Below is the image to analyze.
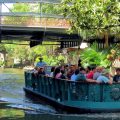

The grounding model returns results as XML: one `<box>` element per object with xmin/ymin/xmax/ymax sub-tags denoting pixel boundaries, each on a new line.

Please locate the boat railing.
<box><xmin>25</xmin><ymin>71</ymin><xmax>120</xmax><ymax>102</ymax></box>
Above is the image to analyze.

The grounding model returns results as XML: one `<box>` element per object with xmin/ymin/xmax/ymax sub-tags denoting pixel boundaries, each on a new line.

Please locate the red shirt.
<box><xmin>86</xmin><ymin>71</ymin><xmax>94</xmax><ymax>79</ymax></box>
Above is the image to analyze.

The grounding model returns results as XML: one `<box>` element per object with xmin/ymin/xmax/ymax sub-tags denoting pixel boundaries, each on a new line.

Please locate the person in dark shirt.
<box><xmin>60</xmin><ymin>70</ymin><xmax>66</xmax><ymax>79</ymax></box>
<box><xmin>76</xmin><ymin>67</ymin><xmax>86</xmax><ymax>81</ymax></box>
<box><xmin>113</xmin><ymin>68</ymin><xmax>120</xmax><ymax>82</ymax></box>
<box><xmin>38</xmin><ymin>67</ymin><xmax>46</xmax><ymax>75</ymax></box>
<box><xmin>78</xmin><ymin>58</ymin><xmax>82</xmax><ymax>67</ymax></box>
<box><xmin>67</xmin><ymin>65</ymin><xmax>75</xmax><ymax>80</ymax></box>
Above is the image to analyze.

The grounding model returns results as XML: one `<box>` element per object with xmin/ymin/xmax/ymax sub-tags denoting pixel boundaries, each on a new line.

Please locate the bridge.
<box><xmin>0</xmin><ymin>0</ymin><xmax>119</xmax><ymax>48</ymax></box>
<box><xmin>0</xmin><ymin>0</ymin><xmax>81</xmax><ymax>48</ymax></box>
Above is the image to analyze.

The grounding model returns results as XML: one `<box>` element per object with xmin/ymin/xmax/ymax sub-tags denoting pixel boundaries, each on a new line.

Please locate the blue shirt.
<box><xmin>93</xmin><ymin>72</ymin><xmax>101</xmax><ymax>80</ymax></box>
<box><xmin>97</xmin><ymin>75</ymin><xmax>109</xmax><ymax>83</ymax></box>
<box><xmin>76</xmin><ymin>73</ymin><xmax>86</xmax><ymax>81</ymax></box>
<box><xmin>71</xmin><ymin>73</ymin><xmax>86</xmax><ymax>81</ymax></box>
<box><xmin>36</xmin><ymin>61</ymin><xmax>47</xmax><ymax>67</ymax></box>
<box><xmin>71</xmin><ymin>74</ymin><xmax>77</xmax><ymax>81</ymax></box>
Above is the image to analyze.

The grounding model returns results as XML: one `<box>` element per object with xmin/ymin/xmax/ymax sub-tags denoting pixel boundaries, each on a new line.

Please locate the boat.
<box><xmin>24</xmin><ymin>71</ymin><xmax>120</xmax><ymax>113</ymax></box>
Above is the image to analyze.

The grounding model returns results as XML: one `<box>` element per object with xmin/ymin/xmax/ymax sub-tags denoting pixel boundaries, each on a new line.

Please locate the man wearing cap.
<box><xmin>35</xmin><ymin>57</ymin><xmax>47</xmax><ymax>68</ymax></box>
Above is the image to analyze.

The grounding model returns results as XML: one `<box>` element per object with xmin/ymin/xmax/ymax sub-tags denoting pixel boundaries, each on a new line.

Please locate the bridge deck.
<box><xmin>1</xmin><ymin>25</ymin><xmax>79</xmax><ymax>42</ymax></box>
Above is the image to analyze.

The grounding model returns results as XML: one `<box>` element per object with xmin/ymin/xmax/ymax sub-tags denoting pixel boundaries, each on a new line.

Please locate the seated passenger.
<box><xmin>113</xmin><ymin>68</ymin><xmax>120</xmax><ymax>82</ymax></box>
<box><xmin>93</xmin><ymin>66</ymin><xmax>103</xmax><ymax>80</ymax></box>
<box><xmin>71</xmin><ymin>69</ymin><xmax>80</xmax><ymax>81</ymax></box>
<box><xmin>85</xmin><ymin>66</ymin><xmax>91</xmax><ymax>74</ymax></box>
<box><xmin>86</xmin><ymin>66</ymin><xmax>96</xmax><ymax>79</ymax></box>
<box><xmin>67</xmin><ymin>65</ymin><xmax>75</xmax><ymax>80</ymax></box>
<box><xmin>38</xmin><ymin>67</ymin><xmax>46</xmax><ymax>75</ymax></box>
<box><xmin>60</xmin><ymin>70</ymin><xmax>66</xmax><ymax>79</ymax></box>
<box><xmin>76</xmin><ymin>67</ymin><xmax>96</xmax><ymax>83</ymax></box>
<box><xmin>32</xmin><ymin>66</ymin><xmax>38</xmax><ymax>74</ymax></box>
<box><xmin>64</xmin><ymin>65</ymin><xmax>69</xmax><ymax>72</ymax></box>
<box><xmin>49</xmin><ymin>67</ymin><xmax>55</xmax><ymax>77</ymax></box>
<box><xmin>76</xmin><ymin>67</ymin><xmax>86</xmax><ymax>81</ymax></box>
<box><xmin>54</xmin><ymin>67</ymin><xmax>62</xmax><ymax>79</ymax></box>
<box><xmin>96</xmin><ymin>70</ymin><xmax>112</xmax><ymax>84</ymax></box>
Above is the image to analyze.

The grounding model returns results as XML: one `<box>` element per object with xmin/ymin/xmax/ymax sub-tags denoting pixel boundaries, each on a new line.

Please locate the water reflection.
<box><xmin>25</xmin><ymin>113</ymin><xmax>120</xmax><ymax>120</ymax></box>
<box><xmin>0</xmin><ymin>109</ymin><xmax>24</xmax><ymax>120</ymax></box>
<box><xmin>1</xmin><ymin>101</ymin><xmax>120</xmax><ymax>120</ymax></box>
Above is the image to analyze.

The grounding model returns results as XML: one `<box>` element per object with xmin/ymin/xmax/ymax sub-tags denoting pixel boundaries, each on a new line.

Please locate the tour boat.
<box><xmin>24</xmin><ymin>71</ymin><xmax>120</xmax><ymax>113</ymax></box>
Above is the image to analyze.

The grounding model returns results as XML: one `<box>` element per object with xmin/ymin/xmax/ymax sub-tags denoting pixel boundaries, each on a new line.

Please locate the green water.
<box><xmin>1</xmin><ymin>68</ymin><xmax>120</xmax><ymax>120</ymax></box>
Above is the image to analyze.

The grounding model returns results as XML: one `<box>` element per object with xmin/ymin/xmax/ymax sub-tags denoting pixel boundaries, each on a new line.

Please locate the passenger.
<box><xmin>76</xmin><ymin>67</ymin><xmax>96</xmax><ymax>83</ymax></box>
<box><xmin>67</xmin><ymin>65</ymin><xmax>75</xmax><ymax>80</ymax></box>
<box><xmin>54</xmin><ymin>67</ymin><xmax>62</xmax><ymax>79</ymax></box>
<box><xmin>96</xmin><ymin>70</ymin><xmax>112</xmax><ymax>84</ymax></box>
<box><xmin>64</xmin><ymin>65</ymin><xmax>69</xmax><ymax>75</ymax></box>
<box><xmin>60</xmin><ymin>70</ymin><xmax>66</xmax><ymax>79</ymax></box>
<box><xmin>86</xmin><ymin>66</ymin><xmax>91</xmax><ymax>74</ymax></box>
<box><xmin>86</xmin><ymin>66</ymin><xmax>96</xmax><ymax>79</ymax></box>
<box><xmin>78</xmin><ymin>58</ymin><xmax>82</xmax><ymax>67</ymax></box>
<box><xmin>31</xmin><ymin>66</ymin><xmax>39</xmax><ymax>77</ymax></box>
<box><xmin>38</xmin><ymin>67</ymin><xmax>46</xmax><ymax>75</ymax></box>
<box><xmin>49</xmin><ymin>67</ymin><xmax>55</xmax><ymax>77</ymax></box>
<box><xmin>32</xmin><ymin>66</ymin><xmax>38</xmax><ymax>73</ymax></box>
<box><xmin>93</xmin><ymin>66</ymin><xmax>103</xmax><ymax>80</ymax></box>
<box><xmin>71</xmin><ymin>69</ymin><xmax>80</xmax><ymax>81</ymax></box>
<box><xmin>60</xmin><ymin>65</ymin><xmax>65</xmax><ymax>71</ymax></box>
<box><xmin>113</xmin><ymin>68</ymin><xmax>120</xmax><ymax>82</ymax></box>
<box><xmin>35</xmin><ymin>57</ymin><xmax>47</xmax><ymax>68</ymax></box>
<box><xmin>76</xmin><ymin>67</ymin><xmax>86</xmax><ymax>81</ymax></box>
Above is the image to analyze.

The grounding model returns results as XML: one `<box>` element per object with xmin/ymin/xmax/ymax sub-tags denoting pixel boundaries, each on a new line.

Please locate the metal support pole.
<box><xmin>40</xmin><ymin>0</ymin><xmax>42</xmax><ymax>26</ymax></box>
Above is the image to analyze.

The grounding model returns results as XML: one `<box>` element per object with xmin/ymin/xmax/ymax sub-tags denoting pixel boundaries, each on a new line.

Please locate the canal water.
<box><xmin>1</xmin><ymin>68</ymin><xmax>120</xmax><ymax>120</ymax></box>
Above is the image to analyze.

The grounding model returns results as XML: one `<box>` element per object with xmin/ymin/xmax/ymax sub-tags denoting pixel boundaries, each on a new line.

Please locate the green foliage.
<box><xmin>106</xmin><ymin>44</ymin><xmax>120</xmax><ymax>62</ymax></box>
<box><xmin>12</xmin><ymin>3</ymin><xmax>30</xmax><ymax>12</ymax></box>
<box><xmin>0</xmin><ymin>44</ymin><xmax>6</xmax><ymax>52</ymax></box>
<box><xmin>4</xmin><ymin>3</ymin><xmax>32</xmax><ymax>25</ymax></box>
<box><xmin>61</xmin><ymin>0</ymin><xmax>120</xmax><ymax>38</ymax></box>
<box><xmin>0</xmin><ymin>60</ymin><xmax>4</xmax><ymax>66</ymax></box>
<box><xmin>1</xmin><ymin>42</ymin><xmax>66</xmax><ymax>66</ymax></box>
<box><xmin>33</xmin><ymin>3</ymin><xmax>62</xmax><ymax>15</ymax></box>
<box><xmin>80</xmin><ymin>44</ymin><xmax>111</xmax><ymax>67</ymax></box>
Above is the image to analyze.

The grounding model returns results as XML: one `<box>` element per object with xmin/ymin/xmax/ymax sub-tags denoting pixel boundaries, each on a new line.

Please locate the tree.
<box><xmin>61</xmin><ymin>0</ymin><xmax>120</xmax><ymax>47</ymax></box>
<box><xmin>0</xmin><ymin>44</ymin><xmax>7</xmax><ymax>66</ymax></box>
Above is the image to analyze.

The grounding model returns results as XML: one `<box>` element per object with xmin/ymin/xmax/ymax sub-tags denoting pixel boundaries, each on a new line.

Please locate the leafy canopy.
<box><xmin>61</xmin><ymin>0</ymin><xmax>120</xmax><ymax>38</ymax></box>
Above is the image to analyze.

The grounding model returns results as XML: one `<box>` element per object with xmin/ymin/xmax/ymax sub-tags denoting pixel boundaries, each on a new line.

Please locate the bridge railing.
<box><xmin>25</xmin><ymin>71</ymin><xmax>120</xmax><ymax>102</ymax></box>
<box><xmin>1</xmin><ymin>16</ymin><xmax>70</xmax><ymax>28</ymax></box>
<box><xmin>1</xmin><ymin>2</ymin><xmax>70</xmax><ymax>28</ymax></box>
<box><xmin>0</xmin><ymin>0</ymin><xmax>61</xmax><ymax>4</ymax></box>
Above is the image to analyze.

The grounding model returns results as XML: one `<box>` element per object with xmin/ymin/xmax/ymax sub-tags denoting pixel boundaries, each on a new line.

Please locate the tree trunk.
<box><xmin>3</xmin><ymin>52</ymin><xmax>6</xmax><ymax>67</ymax></box>
<box><xmin>104</xmin><ymin>31</ymin><xmax>109</xmax><ymax>48</ymax></box>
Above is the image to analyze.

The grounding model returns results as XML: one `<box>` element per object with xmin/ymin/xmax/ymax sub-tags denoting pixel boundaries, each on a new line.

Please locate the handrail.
<box><xmin>0</xmin><ymin>12</ymin><xmax>67</xmax><ymax>19</ymax></box>
<box><xmin>26</xmin><ymin>71</ymin><xmax>116</xmax><ymax>85</ymax></box>
<box><xmin>44</xmin><ymin>76</ymin><xmax>114</xmax><ymax>85</ymax></box>
<box><xmin>0</xmin><ymin>0</ymin><xmax>61</xmax><ymax>4</ymax></box>
<box><xmin>25</xmin><ymin>71</ymin><xmax>120</xmax><ymax>102</ymax></box>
